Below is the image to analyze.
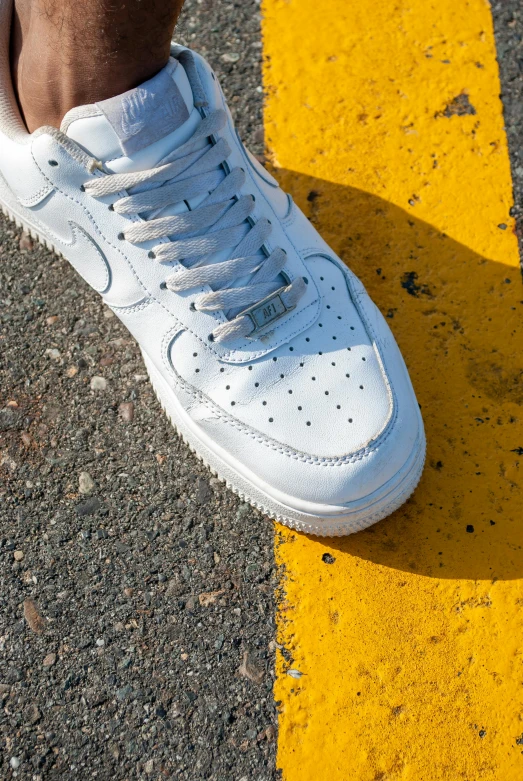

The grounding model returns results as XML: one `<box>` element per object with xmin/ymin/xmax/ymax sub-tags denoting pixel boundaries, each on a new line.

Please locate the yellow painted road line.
<box><xmin>262</xmin><ymin>0</ymin><xmax>523</xmax><ymax>779</ymax></box>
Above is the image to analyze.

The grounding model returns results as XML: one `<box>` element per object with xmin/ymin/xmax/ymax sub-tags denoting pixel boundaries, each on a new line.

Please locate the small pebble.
<box><xmin>118</xmin><ymin>401</ymin><xmax>134</xmax><ymax>422</ymax></box>
<box><xmin>19</xmin><ymin>231</ymin><xmax>33</xmax><ymax>251</ymax></box>
<box><xmin>90</xmin><ymin>376</ymin><xmax>107</xmax><ymax>391</ymax></box>
<box><xmin>221</xmin><ymin>52</ymin><xmax>240</xmax><ymax>63</ymax></box>
<box><xmin>116</xmin><ymin>684</ymin><xmax>133</xmax><ymax>701</ymax></box>
<box><xmin>10</xmin><ymin>757</ymin><xmax>21</xmax><ymax>770</ymax></box>
<box><xmin>13</xmin><ymin>550</ymin><xmax>24</xmax><ymax>561</ymax></box>
<box><xmin>79</xmin><ymin>471</ymin><xmax>95</xmax><ymax>495</ymax></box>
<box><xmin>76</xmin><ymin>497</ymin><xmax>102</xmax><ymax>517</ymax></box>
<box><xmin>43</xmin><ymin>653</ymin><xmax>56</xmax><ymax>668</ymax></box>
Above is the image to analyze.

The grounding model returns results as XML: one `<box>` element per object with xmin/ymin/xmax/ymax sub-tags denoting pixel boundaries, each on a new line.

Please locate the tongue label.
<box><xmin>96</xmin><ymin>65</ymin><xmax>190</xmax><ymax>156</ymax></box>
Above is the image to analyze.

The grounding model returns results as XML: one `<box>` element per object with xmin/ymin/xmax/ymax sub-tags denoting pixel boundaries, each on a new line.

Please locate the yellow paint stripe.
<box><xmin>262</xmin><ymin>1</ymin><xmax>523</xmax><ymax>779</ymax></box>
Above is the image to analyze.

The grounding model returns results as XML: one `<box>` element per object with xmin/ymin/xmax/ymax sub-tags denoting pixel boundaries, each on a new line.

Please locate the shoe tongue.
<box><xmin>61</xmin><ymin>59</ymin><xmax>199</xmax><ymax>172</ymax></box>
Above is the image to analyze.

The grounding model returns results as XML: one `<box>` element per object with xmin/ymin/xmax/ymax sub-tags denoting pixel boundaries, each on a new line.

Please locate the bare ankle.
<box><xmin>10</xmin><ymin>0</ymin><xmax>184</xmax><ymax>133</ymax></box>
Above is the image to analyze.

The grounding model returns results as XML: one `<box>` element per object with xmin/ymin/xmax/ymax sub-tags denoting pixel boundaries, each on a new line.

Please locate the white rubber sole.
<box><xmin>1</xmin><ymin>194</ymin><xmax>426</xmax><ymax>536</ymax></box>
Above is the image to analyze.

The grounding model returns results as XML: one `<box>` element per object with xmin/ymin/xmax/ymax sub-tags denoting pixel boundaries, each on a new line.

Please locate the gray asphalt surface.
<box><xmin>1</xmin><ymin>3</ymin><xmax>276</xmax><ymax>781</ymax></box>
<box><xmin>492</xmin><ymin>2</ymin><xmax>523</xmax><ymax>256</ymax></box>
<box><xmin>1</xmin><ymin>1</ymin><xmax>521</xmax><ymax>780</ymax></box>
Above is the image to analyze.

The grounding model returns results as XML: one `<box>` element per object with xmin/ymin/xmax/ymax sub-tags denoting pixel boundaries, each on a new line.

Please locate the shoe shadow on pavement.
<box><xmin>275</xmin><ymin>167</ymin><xmax>523</xmax><ymax>582</ymax></box>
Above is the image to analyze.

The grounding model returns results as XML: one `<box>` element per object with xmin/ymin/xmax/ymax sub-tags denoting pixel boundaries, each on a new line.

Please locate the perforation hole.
<box><xmin>362</xmin><ymin>357</ymin><xmax>366</xmax><ymax>361</ymax></box>
<box><xmin>193</xmin><ymin>352</ymin><xmax>198</xmax><ymax>357</ymax></box>
<box><xmin>269</xmin><ymin>417</ymin><xmax>274</xmax><ymax>423</ymax></box>
<box><xmin>337</xmin><ymin>405</ymin><xmax>341</xmax><ymax>409</ymax></box>
<box><xmin>255</xmin><ymin>382</ymin><xmax>259</xmax><ymax>387</ymax></box>
<box><xmin>288</xmin><ymin>389</ymin><xmax>293</xmax><ymax>394</ymax></box>
<box><xmin>306</xmin><ymin>338</ymin><xmax>310</xmax><ymax>343</ymax></box>
<box><xmin>298</xmin><ymin>406</ymin><xmax>302</xmax><ymax>411</ymax></box>
<box><xmin>280</xmin><ymin>374</ymin><xmax>284</xmax><ymax>379</ymax></box>
<box><xmin>248</xmin><ymin>365</ymin><xmax>253</xmax><ymax>370</ymax></box>
<box><xmin>226</xmin><ymin>385</ymin><xmax>230</xmax><ymax>390</ymax></box>
<box><xmin>348</xmin><ymin>418</ymin><xmax>353</xmax><ymax>423</ymax></box>
<box><xmin>262</xmin><ymin>401</ymin><xmax>267</xmax><ymax>406</ymax></box>
<box><xmin>359</xmin><ymin>385</ymin><xmax>364</xmax><ymax>389</ymax></box>
<box><xmin>306</xmin><ymin>421</ymin><xmax>311</xmax><ymax>426</ymax></box>
<box><xmin>273</xmin><ymin>357</ymin><xmax>278</xmax><ymax>362</ymax></box>
<box><xmin>220</xmin><ymin>368</ymin><xmax>225</xmax><ymax>373</ymax></box>
<box><xmin>231</xmin><ymin>401</ymin><xmax>236</xmax><ymax>406</ymax></box>
<box><xmin>311</xmin><ymin>376</ymin><xmax>316</xmax><ymax>381</ymax></box>
<box><xmin>325</xmin><ymin>391</ymin><xmax>329</xmax><ymax>395</ymax></box>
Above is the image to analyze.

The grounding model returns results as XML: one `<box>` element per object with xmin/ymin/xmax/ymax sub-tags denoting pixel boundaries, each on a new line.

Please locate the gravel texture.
<box><xmin>491</xmin><ymin>2</ymin><xmax>523</xmax><ymax>257</ymax></box>
<box><xmin>1</xmin><ymin>2</ymin><xmax>522</xmax><ymax>780</ymax></box>
<box><xmin>1</xmin><ymin>2</ymin><xmax>278</xmax><ymax>780</ymax></box>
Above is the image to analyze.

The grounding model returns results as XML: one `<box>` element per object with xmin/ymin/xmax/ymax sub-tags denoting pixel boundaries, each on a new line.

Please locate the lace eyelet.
<box><xmin>160</xmin><ymin>282</ymin><xmax>167</xmax><ymax>290</ymax></box>
<box><xmin>108</xmin><ymin>204</ymin><xmax>114</xmax><ymax>211</ymax></box>
<box><xmin>48</xmin><ymin>160</ymin><xmax>58</xmax><ymax>167</ymax></box>
<box><xmin>208</xmin><ymin>333</ymin><xmax>215</xmax><ymax>342</ymax></box>
<box><xmin>148</xmin><ymin>251</ymin><xmax>156</xmax><ymax>259</ymax></box>
<box><xmin>117</xmin><ymin>232</ymin><xmax>125</xmax><ymax>240</ymax></box>
<box><xmin>79</xmin><ymin>184</ymin><xmax>85</xmax><ymax>192</ymax></box>
<box><xmin>189</xmin><ymin>302</ymin><xmax>197</xmax><ymax>312</ymax></box>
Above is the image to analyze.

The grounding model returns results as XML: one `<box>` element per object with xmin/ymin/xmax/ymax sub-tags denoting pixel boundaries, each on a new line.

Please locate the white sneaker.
<box><xmin>0</xmin><ymin>20</ymin><xmax>425</xmax><ymax>535</ymax></box>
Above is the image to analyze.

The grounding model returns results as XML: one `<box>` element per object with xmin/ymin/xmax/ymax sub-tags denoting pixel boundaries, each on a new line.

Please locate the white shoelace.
<box><xmin>83</xmin><ymin>110</ymin><xmax>305</xmax><ymax>343</ymax></box>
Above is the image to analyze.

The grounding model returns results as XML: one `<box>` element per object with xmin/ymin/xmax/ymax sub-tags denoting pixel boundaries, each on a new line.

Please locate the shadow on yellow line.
<box><xmin>276</xmin><ymin>167</ymin><xmax>523</xmax><ymax>581</ymax></box>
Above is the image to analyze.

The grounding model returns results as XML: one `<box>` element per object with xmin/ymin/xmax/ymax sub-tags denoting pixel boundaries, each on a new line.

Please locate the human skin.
<box><xmin>10</xmin><ymin>0</ymin><xmax>185</xmax><ymax>131</ymax></box>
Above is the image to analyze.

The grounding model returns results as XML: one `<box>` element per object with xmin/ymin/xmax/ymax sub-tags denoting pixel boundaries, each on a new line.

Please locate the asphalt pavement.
<box><xmin>0</xmin><ymin>1</ymin><xmax>521</xmax><ymax>779</ymax></box>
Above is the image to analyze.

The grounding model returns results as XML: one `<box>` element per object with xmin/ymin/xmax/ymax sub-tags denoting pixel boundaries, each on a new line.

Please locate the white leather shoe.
<box><xmin>0</xmin><ymin>10</ymin><xmax>425</xmax><ymax>535</ymax></box>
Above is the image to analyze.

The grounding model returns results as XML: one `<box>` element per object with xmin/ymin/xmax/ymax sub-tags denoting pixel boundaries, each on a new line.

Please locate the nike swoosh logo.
<box><xmin>58</xmin><ymin>222</ymin><xmax>112</xmax><ymax>294</ymax></box>
<box><xmin>3</xmin><ymin>193</ymin><xmax>113</xmax><ymax>294</ymax></box>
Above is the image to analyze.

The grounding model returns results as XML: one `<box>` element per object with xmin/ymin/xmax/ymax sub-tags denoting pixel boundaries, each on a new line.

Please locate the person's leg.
<box><xmin>10</xmin><ymin>0</ymin><xmax>185</xmax><ymax>132</ymax></box>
